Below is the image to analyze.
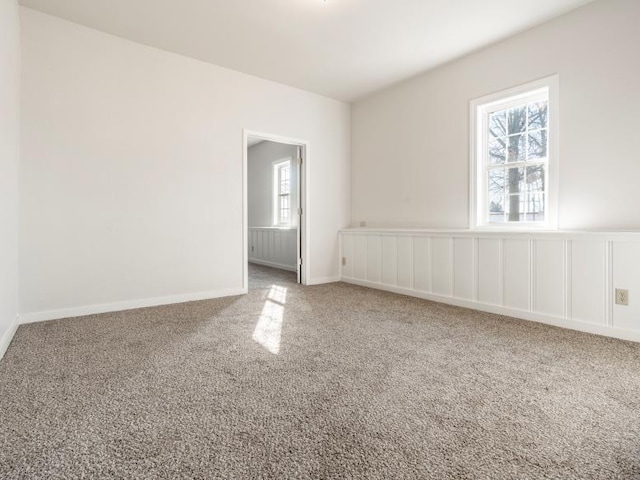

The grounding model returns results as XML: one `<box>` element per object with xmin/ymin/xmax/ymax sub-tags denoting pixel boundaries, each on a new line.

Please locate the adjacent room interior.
<box><xmin>247</xmin><ymin>135</ymin><xmax>303</xmax><ymax>287</ymax></box>
<box><xmin>1</xmin><ymin>0</ymin><xmax>639</xmax><ymax>478</ymax></box>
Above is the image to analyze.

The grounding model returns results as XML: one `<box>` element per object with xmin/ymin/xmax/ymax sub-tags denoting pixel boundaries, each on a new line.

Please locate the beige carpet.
<box><xmin>1</xmin><ymin>264</ymin><xmax>639</xmax><ymax>479</ymax></box>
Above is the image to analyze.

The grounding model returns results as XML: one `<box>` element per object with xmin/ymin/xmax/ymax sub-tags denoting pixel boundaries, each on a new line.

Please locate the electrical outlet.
<box><xmin>359</xmin><ymin>221</ymin><xmax>367</xmax><ymax>227</ymax></box>
<box><xmin>251</xmin><ymin>246</ymin><xmax>254</xmax><ymax>252</ymax></box>
<box><xmin>615</xmin><ymin>289</ymin><xmax>629</xmax><ymax>306</ymax></box>
<box><xmin>341</xmin><ymin>257</ymin><xmax>347</xmax><ymax>266</ymax></box>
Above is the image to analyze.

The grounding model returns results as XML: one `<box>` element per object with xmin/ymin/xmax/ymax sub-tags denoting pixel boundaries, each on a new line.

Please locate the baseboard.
<box><xmin>341</xmin><ymin>277</ymin><xmax>640</xmax><ymax>343</ymax></box>
<box><xmin>0</xmin><ymin>315</ymin><xmax>20</xmax><ymax>360</ymax></box>
<box><xmin>19</xmin><ymin>287</ymin><xmax>248</xmax><ymax>325</ymax></box>
<box><xmin>248</xmin><ymin>259</ymin><xmax>297</xmax><ymax>272</ymax></box>
<box><xmin>306</xmin><ymin>276</ymin><xmax>340</xmax><ymax>286</ymax></box>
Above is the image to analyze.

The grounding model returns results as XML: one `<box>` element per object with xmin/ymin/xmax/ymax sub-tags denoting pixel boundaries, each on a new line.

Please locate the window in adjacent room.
<box><xmin>470</xmin><ymin>76</ymin><xmax>558</xmax><ymax>228</ymax></box>
<box><xmin>273</xmin><ymin>160</ymin><xmax>291</xmax><ymax>226</ymax></box>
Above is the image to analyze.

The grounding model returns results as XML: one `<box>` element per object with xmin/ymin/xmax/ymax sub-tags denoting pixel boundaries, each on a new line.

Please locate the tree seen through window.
<box><xmin>487</xmin><ymin>100</ymin><xmax>548</xmax><ymax>223</ymax></box>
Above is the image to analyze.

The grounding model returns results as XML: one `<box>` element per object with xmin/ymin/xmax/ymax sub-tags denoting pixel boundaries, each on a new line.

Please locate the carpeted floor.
<box><xmin>1</xmin><ymin>264</ymin><xmax>639</xmax><ymax>479</ymax></box>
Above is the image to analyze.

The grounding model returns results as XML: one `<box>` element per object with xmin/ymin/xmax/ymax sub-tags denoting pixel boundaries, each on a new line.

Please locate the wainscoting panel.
<box><xmin>381</xmin><ymin>236</ymin><xmax>398</xmax><ymax>286</ymax></box>
<box><xmin>503</xmin><ymin>239</ymin><xmax>530</xmax><ymax>312</ymax></box>
<box><xmin>431</xmin><ymin>237</ymin><xmax>452</xmax><ymax>297</ymax></box>
<box><xmin>477</xmin><ymin>238</ymin><xmax>501</xmax><ymax>306</ymax></box>
<box><xmin>397</xmin><ymin>237</ymin><xmax>413</xmax><ymax>289</ymax></box>
<box><xmin>413</xmin><ymin>237</ymin><xmax>431</xmax><ymax>293</ymax></box>
<box><xmin>353</xmin><ymin>235</ymin><xmax>367</xmax><ymax>280</ymax></box>
<box><xmin>570</xmin><ymin>240</ymin><xmax>606</xmax><ymax>325</ymax></box>
<box><xmin>366</xmin><ymin>235</ymin><xmax>382</xmax><ymax>283</ymax></box>
<box><xmin>612</xmin><ymin>241</ymin><xmax>640</xmax><ymax>331</ymax></box>
<box><xmin>454</xmin><ymin>238</ymin><xmax>474</xmax><ymax>301</ymax></box>
<box><xmin>339</xmin><ymin>229</ymin><xmax>640</xmax><ymax>342</ymax></box>
<box><xmin>248</xmin><ymin>227</ymin><xmax>297</xmax><ymax>271</ymax></box>
<box><xmin>534</xmin><ymin>240</ymin><xmax>565</xmax><ymax>318</ymax></box>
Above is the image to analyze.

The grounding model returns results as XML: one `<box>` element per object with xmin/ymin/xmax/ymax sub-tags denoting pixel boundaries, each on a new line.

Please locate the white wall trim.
<box><xmin>0</xmin><ymin>315</ymin><xmax>20</xmax><ymax>360</ymax></box>
<box><xmin>340</xmin><ymin>228</ymin><xmax>640</xmax><ymax>241</ymax></box>
<box><xmin>19</xmin><ymin>288</ymin><xmax>247</xmax><ymax>325</ymax></box>
<box><xmin>341</xmin><ymin>277</ymin><xmax>640</xmax><ymax>343</ymax></box>
<box><xmin>306</xmin><ymin>276</ymin><xmax>340</xmax><ymax>286</ymax></box>
<box><xmin>249</xmin><ymin>259</ymin><xmax>297</xmax><ymax>272</ymax></box>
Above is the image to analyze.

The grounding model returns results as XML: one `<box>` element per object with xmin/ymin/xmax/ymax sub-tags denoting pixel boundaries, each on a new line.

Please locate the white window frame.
<box><xmin>470</xmin><ymin>75</ymin><xmax>559</xmax><ymax>230</ymax></box>
<box><xmin>273</xmin><ymin>159</ymin><xmax>292</xmax><ymax>227</ymax></box>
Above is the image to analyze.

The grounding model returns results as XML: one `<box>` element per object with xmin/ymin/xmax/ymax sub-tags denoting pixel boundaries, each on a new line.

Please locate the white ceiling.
<box><xmin>18</xmin><ymin>0</ymin><xmax>596</xmax><ymax>102</ymax></box>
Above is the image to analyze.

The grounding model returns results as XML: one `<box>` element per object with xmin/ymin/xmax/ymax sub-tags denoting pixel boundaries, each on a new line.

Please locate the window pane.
<box><xmin>506</xmin><ymin>167</ymin><xmax>524</xmax><ymax>194</ymax></box>
<box><xmin>526</xmin><ymin>165</ymin><xmax>545</xmax><ymax>192</ymax></box>
<box><xmin>476</xmin><ymin>83</ymin><xmax>551</xmax><ymax>227</ymax></box>
<box><xmin>280</xmin><ymin>179</ymin><xmax>289</xmax><ymax>195</ymax></box>
<box><xmin>508</xmin><ymin>106</ymin><xmax>527</xmax><ymax>134</ymax></box>
<box><xmin>489</xmin><ymin>110</ymin><xmax>507</xmax><ymax>137</ymax></box>
<box><xmin>279</xmin><ymin>164</ymin><xmax>291</xmax><ymax>195</ymax></box>
<box><xmin>279</xmin><ymin>193</ymin><xmax>290</xmax><ymax>225</ymax></box>
<box><xmin>488</xmin><ymin>137</ymin><xmax>506</xmax><ymax>165</ymax></box>
<box><xmin>507</xmin><ymin>134</ymin><xmax>526</xmax><ymax>162</ymax></box>
<box><xmin>505</xmin><ymin>194</ymin><xmax>525</xmax><ymax>222</ymax></box>
<box><xmin>527</xmin><ymin>130</ymin><xmax>548</xmax><ymax>160</ymax></box>
<box><xmin>528</xmin><ymin>101</ymin><xmax>548</xmax><ymax>130</ymax></box>
<box><xmin>488</xmin><ymin>195</ymin><xmax>505</xmax><ymax>223</ymax></box>
<box><xmin>488</xmin><ymin>168</ymin><xmax>506</xmax><ymax>196</ymax></box>
<box><xmin>525</xmin><ymin>193</ymin><xmax>545</xmax><ymax>222</ymax></box>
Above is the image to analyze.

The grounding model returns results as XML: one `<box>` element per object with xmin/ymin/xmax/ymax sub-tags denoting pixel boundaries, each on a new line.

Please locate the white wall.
<box><xmin>248</xmin><ymin>140</ymin><xmax>298</xmax><ymax>228</ymax></box>
<box><xmin>352</xmin><ymin>0</ymin><xmax>640</xmax><ymax>230</ymax></box>
<box><xmin>19</xmin><ymin>7</ymin><xmax>350</xmax><ymax>321</ymax></box>
<box><xmin>0</xmin><ymin>0</ymin><xmax>20</xmax><ymax>358</ymax></box>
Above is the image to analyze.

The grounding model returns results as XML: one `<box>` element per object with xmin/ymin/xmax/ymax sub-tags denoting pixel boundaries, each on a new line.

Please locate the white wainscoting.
<box><xmin>339</xmin><ymin>229</ymin><xmax>640</xmax><ymax>342</ymax></box>
<box><xmin>249</xmin><ymin>227</ymin><xmax>298</xmax><ymax>272</ymax></box>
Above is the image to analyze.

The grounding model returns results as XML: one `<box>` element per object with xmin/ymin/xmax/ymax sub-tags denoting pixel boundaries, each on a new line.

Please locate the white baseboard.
<box><xmin>248</xmin><ymin>259</ymin><xmax>297</xmax><ymax>272</ymax></box>
<box><xmin>341</xmin><ymin>277</ymin><xmax>640</xmax><ymax>344</ymax></box>
<box><xmin>19</xmin><ymin>287</ymin><xmax>247</xmax><ymax>325</ymax></box>
<box><xmin>306</xmin><ymin>276</ymin><xmax>340</xmax><ymax>286</ymax></box>
<box><xmin>0</xmin><ymin>315</ymin><xmax>20</xmax><ymax>360</ymax></box>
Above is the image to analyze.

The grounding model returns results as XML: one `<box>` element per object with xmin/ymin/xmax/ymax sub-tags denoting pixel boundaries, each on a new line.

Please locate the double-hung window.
<box><xmin>273</xmin><ymin>160</ymin><xmax>291</xmax><ymax>226</ymax></box>
<box><xmin>471</xmin><ymin>76</ymin><xmax>558</xmax><ymax>228</ymax></box>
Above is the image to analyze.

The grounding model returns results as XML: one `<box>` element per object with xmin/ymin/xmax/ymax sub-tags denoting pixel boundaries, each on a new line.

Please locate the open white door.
<box><xmin>296</xmin><ymin>146</ymin><xmax>303</xmax><ymax>284</ymax></box>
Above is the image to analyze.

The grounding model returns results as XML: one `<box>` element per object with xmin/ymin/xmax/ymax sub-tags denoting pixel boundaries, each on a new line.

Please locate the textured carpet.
<box><xmin>1</xmin><ymin>264</ymin><xmax>639</xmax><ymax>479</ymax></box>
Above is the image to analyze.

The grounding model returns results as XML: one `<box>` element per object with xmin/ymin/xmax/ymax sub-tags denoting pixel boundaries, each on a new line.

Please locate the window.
<box><xmin>273</xmin><ymin>160</ymin><xmax>291</xmax><ymax>226</ymax></box>
<box><xmin>471</xmin><ymin>76</ymin><xmax>558</xmax><ymax>228</ymax></box>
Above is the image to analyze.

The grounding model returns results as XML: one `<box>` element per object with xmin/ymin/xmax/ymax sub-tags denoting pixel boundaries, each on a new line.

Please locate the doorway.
<box><xmin>243</xmin><ymin>130</ymin><xmax>307</xmax><ymax>291</ymax></box>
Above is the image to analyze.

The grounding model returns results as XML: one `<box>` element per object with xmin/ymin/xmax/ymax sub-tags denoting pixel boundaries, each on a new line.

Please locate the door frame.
<box><xmin>242</xmin><ymin>129</ymin><xmax>309</xmax><ymax>290</ymax></box>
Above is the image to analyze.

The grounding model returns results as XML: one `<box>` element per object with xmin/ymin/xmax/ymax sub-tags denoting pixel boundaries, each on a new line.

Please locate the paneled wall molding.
<box><xmin>339</xmin><ymin>229</ymin><xmax>640</xmax><ymax>343</ymax></box>
<box><xmin>249</xmin><ymin>227</ymin><xmax>298</xmax><ymax>272</ymax></box>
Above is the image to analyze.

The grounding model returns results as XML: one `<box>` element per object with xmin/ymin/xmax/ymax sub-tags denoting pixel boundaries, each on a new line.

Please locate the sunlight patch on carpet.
<box><xmin>252</xmin><ymin>285</ymin><xmax>287</xmax><ymax>354</ymax></box>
